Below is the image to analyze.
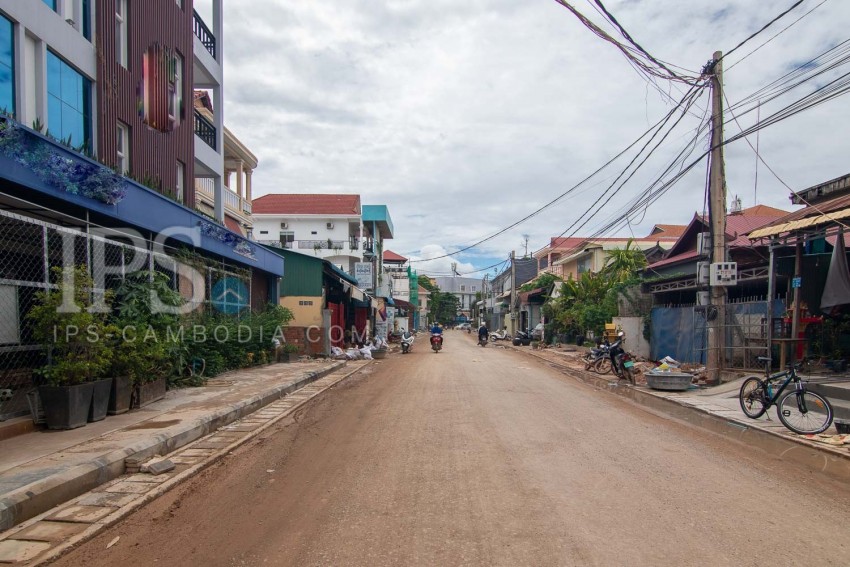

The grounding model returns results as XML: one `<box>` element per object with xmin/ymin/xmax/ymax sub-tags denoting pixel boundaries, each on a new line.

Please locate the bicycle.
<box><xmin>738</xmin><ymin>356</ymin><xmax>834</xmax><ymax>435</ymax></box>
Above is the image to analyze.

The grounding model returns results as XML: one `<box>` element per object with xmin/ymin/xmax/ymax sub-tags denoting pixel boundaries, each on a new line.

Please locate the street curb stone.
<box><xmin>514</xmin><ymin>345</ymin><xmax>850</xmax><ymax>481</ymax></box>
<box><xmin>0</xmin><ymin>361</ymin><xmax>345</xmax><ymax>532</ymax></box>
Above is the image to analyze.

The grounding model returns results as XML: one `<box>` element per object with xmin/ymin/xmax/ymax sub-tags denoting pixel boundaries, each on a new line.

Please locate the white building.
<box><xmin>430</xmin><ymin>276</ymin><xmax>484</xmax><ymax>320</ymax></box>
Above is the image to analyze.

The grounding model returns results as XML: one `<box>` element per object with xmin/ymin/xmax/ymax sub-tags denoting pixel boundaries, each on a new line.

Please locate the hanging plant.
<box><xmin>0</xmin><ymin>119</ymin><xmax>126</xmax><ymax>205</ymax></box>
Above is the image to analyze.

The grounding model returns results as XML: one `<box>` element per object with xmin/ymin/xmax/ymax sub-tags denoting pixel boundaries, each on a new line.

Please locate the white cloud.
<box><xmin>203</xmin><ymin>1</ymin><xmax>850</xmax><ymax>266</ymax></box>
<box><xmin>405</xmin><ymin>244</ymin><xmax>477</xmax><ymax>278</ymax></box>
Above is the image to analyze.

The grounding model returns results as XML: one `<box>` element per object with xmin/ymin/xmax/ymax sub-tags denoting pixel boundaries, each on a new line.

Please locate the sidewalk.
<box><xmin>501</xmin><ymin>342</ymin><xmax>850</xmax><ymax>481</ymax></box>
<box><xmin>0</xmin><ymin>359</ymin><xmax>350</xmax><ymax>532</ymax></box>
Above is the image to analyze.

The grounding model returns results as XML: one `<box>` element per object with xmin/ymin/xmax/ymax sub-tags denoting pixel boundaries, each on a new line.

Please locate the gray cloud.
<box><xmin>197</xmin><ymin>0</ymin><xmax>850</xmax><ymax>270</ymax></box>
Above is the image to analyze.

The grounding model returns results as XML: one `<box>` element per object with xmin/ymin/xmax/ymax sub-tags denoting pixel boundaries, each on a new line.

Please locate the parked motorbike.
<box><xmin>612</xmin><ymin>351</ymin><xmax>636</xmax><ymax>384</ymax></box>
<box><xmin>583</xmin><ymin>342</ymin><xmax>610</xmax><ymax>373</ymax></box>
<box><xmin>489</xmin><ymin>329</ymin><xmax>510</xmax><ymax>342</ymax></box>
<box><xmin>401</xmin><ymin>331</ymin><xmax>415</xmax><ymax>354</ymax></box>
<box><xmin>512</xmin><ymin>329</ymin><xmax>532</xmax><ymax>346</ymax></box>
<box><xmin>430</xmin><ymin>333</ymin><xmax>443</xmax><ymax>353</ymax></box>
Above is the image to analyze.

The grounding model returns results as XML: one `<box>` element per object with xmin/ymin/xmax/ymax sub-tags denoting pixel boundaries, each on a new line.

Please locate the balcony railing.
<box><xmin>194</xmin><ymin>109</ymin><xmax>217</xmax><ymax>149</ymax></box>
<box><xmin>257</xmin><ymin>239</ymin><xmax>361</xmax><ymax>254</ymax></box>
<box><xmin>193</xmin><ymin>10</ymin><xmax>216</xmax><ymax>59</ymax></box>
<box><xmin>194</xmin><ymin>178</ymin><xmax>252</xmax><ymax>219</ymax></box>
<box><xmin>224</xmin><ymin>187</ymin><xmax>240</xmax><ymax>211</ymax></box>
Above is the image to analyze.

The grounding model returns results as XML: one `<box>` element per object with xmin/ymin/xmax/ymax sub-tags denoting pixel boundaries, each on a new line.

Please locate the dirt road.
<box><xmin>55</xmin><ymin>332</ymin><xmax>850</xmax><ymax>566</ymax></box>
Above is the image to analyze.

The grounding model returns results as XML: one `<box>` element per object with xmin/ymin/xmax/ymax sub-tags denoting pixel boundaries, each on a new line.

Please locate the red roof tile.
<box><xmin>252</xmin><ymin>194</ymin><xmax>361</xmax><ymax>215</ymax></box>
<box><xmin>650</xmin><ymin>224</ymin><xmax>688</xmax><ymax>238</ymax></box>
<box><xmin>223</xmin><ymin>216</ymin><xmax>243</xmax><ymax>235</ymax></box>
<box><xmin>383</xmin><ymin>250</ymin><xmax>407</xmax><ymax>262</ymax></box>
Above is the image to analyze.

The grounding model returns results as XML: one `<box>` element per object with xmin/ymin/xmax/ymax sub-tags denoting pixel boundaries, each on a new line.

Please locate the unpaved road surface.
<box><xmin>54</xmin><ymin>332</ymin><xmax>850</xmax><ymax>566</ymax></box>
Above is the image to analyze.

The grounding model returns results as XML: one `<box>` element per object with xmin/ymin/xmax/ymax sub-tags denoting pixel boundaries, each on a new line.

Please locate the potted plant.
<box><xmin>111</xmin><ymin>271</ymin><xmax>182</xmax><ymax>408</ymax></box>
<box><xmin>104</xmin><ymin>335</ymin><xmax>134</xmax><ymax>415</ymax></box>
<box><xmin>281</xmin><ymin>343</ymin><xmax>300</xmax><ymax>362</ymax></box>
<box><xmin>27</xmin><ymin>267</ymin><xmax>113</xmax><ymax>429</ymax></box>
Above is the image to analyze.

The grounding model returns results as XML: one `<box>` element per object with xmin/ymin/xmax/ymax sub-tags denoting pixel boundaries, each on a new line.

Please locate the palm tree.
<box><xmin>601</xmin><ymin>239</ymin><xmax>647</xmax><ymax>283</ymax></box>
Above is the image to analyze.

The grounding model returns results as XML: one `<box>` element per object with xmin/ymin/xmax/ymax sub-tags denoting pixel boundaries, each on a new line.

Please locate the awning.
<box><xmin>749</xmin><ymin>206</ymin><xmax>850</xmax><ymax>239</ymax></box>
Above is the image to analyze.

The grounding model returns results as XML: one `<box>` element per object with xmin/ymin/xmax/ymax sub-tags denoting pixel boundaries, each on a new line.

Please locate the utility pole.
<box><xmin>510</xmin><ymin>250</ymin><xmax>517</xmax><ymax>335</ymax></box>
<box><xmin>707</xmin><ymin>50</ymin><xmax>728</xmax><ymax>385</ymax></box>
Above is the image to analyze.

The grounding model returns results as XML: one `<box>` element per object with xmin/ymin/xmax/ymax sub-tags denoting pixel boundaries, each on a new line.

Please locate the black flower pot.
<box><xmin>108</xmin><ymin>375</ymin><xmax>133</xmax><ymax>415</ymax></box>
<box><xmin>134</xmin><ymin>377</ymin><xmax>167</xmax><ymax>408</ymax></box>
<box><xmin>38</xmin><ymin>382</ymin><xmax>95</xmax><ymax>430</ymax></box>
<box><xmin>88</xmin><ymin>378</ymin><xmax>112</xmax><ymax>422</ymax></box>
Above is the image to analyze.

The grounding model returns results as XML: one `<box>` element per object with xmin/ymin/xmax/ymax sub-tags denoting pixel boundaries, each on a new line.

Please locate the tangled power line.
<box><xmin>409</xmin><ymin>0</ymin><xmax>847</xmax><ymax>270</ymax></box>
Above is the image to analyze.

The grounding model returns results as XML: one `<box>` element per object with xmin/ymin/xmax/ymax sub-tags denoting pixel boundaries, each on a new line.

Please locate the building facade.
<box><xmin>0</xmin><ymin>1</ymin><xmax>283</xmax><ymax>421</ymax></box>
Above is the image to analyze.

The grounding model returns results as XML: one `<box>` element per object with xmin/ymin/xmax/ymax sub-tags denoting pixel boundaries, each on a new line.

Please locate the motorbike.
<box><xmin>612</xmin><ymin>351</ymin><xmax>636</xmax><ymax>384</ymax></box>
<box><xmin>489</xmin><ymin>329</ymin><xmax>510</xmax><ymax>342</ymax></box>
<box><xmin>512</xmin><ymin>329</ymin><xmax>532</xmax><ymax>346</ymax></box>
<box><xmin>430</xmin><ymin>333</ymin><xmax>443</xmax><ymax>353</ymax></box>
<box><xmin>401</xmin><ymin>331</ymin><xmax>415</xmax><ymax>354</ymax></box>
<box><xmin>478</xmin><ymin>335</ymin><xmax>488</xmax><ymax>347</ymax></box>
<box><xmin>583</xmin><ymin>343</ymin><xmax>610</xmax><ymax>373</ymax></box>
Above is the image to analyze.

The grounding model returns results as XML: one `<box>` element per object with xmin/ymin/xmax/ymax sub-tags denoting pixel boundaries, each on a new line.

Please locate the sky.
<box><xmin>196</xmin><ymin>0</ymin><xmax>850</xmax><ymax>279</ymax></box>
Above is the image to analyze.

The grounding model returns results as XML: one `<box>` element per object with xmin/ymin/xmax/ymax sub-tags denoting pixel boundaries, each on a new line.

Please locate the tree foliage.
<box><xmin>543</xmin><ymin>241</ymin><xmax>647</xmax><ymax>338</ymax></box>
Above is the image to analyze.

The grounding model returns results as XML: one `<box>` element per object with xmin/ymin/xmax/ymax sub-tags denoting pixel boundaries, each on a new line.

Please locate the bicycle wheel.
<box><xmin>594</xmin><ymin>357</ymin><xmax>612</xmax><ymax>375</ymax></box>
<box><xmin>739</xmin><ymin>377</ymin><xmax>768</xmax><ymax>419</ymax></box>
<box><xmin>776</xmin><ymin>390</ymin><xmax>833</xmax><ymax>435</ymax></box>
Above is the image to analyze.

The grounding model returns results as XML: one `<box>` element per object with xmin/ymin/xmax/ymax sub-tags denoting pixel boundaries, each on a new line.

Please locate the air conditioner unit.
<box><xmin>696</xmin><ymin>261</ymin><xmax>710</xmax><ymax>285</ymax></box>
<box><xmin>326</xmin><ymin>222</ymin><xmax>334</xmax><ymax>230</ymax></box>
<box><xmin>280</xmin><ymin>222</ymin><xmax>288</xmax><ymax>229</ymax></box>
<box><xmin>697</xmin><ymin>232</ymin><xmax>711</xmax><ymax>255</ymax></box>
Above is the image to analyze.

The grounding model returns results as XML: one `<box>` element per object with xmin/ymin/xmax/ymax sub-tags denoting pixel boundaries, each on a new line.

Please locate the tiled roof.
<box><xmin>223</xmin><ymin>216</ymin><xmax>243</xmax><ymax>235</ymax></box>
<box><xmin>252</xmin><ymin>194</ymin><xmax>361</xmax><ymax>215</ymax></box>
<box><xmin>647</xmin><ymin>205</ymin><xmax>788</xmax><ymax>269</ymax></box>
<box><xmin>383</xmin><ymin>250</ymin><xmax>407</xmax><ymax>262</ymax></box>
<box><xmin>650</xmin><ymin>224</ymin><xmax>688</xmax><ymax>238</ymax></box>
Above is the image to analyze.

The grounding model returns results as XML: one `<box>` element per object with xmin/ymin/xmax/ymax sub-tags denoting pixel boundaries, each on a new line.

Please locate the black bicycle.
<box><xmin>738</xmin><ymin>357</ymin><xmax>834</xmax><ymax>435</ymax></box>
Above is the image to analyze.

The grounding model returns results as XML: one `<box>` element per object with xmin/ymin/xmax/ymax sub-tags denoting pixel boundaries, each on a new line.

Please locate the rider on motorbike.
<box><xmin>478</xmin><ymin>323</ymin><xmax>489</xmax><ymax>342</ymax></box>
<box><xmin>430</xmin><ymin>322</ymin><xmax>443</xmax><ymax>341</ymax></box>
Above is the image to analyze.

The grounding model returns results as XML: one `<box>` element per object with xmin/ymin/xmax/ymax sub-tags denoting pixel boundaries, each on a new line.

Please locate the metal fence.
<box><xmin>0</xmin><ymin>209</ymin><xmax>250</xmax><ymax>421</ymax></box>
<box><xmin>651</xmin><ymin>298</ymin><xmax>783</xmax><ymax>370</ymax></box>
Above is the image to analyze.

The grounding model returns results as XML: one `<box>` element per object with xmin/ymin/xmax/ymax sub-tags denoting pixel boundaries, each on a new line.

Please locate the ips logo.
<box><xmin>211</xmin><ymin>277</ymin><xmax>249</xmax><ymax>314</ymax></box>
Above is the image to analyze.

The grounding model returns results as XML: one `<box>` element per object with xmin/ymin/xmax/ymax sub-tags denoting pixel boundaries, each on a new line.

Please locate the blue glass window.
<box><xmin>82</xmin><ymin>0</ymin><xmax>91</xmax><ymax>40</ymax></box>
<box><xmin>0</xmin><ymin>15</ymin><xmax>12</xmax><ymax>116</ymax></box>
<box><xmin>42</xmin><ymin>0</ymin><xmax>57</xmax><ymax>10</ymax></box>
<box><xmin>47</xmin><ymin>51</ymin><xmax>91</xmax><ymax>148</ymax></box>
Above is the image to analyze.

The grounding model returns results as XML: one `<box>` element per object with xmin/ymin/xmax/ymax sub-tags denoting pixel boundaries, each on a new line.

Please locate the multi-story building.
<box><xmin>482</xmin><ymin>257</ymin><xmax>538</xmax><ymax>333</ymax></box>
<box><xmin>430</xmin><ymin>276</ymin><xmax>483</xmax><ymax>323</ymax></box>
<box><xmin>0</xmin><ymin>1</ymin><xmax>283</xmax><ymax>420</ymax></box>
<box><xmin>252</xmin><ymin>195</ymin><xmax>396</xmax><ymax>288</ymax></box>
<box><xmin>534</xmin><ymin>225</ymin><xmax>685</xmax><ymax>281</ymax></box>
<box><xmin>192</xmin><ymin>91</ymin><xmax>256</xmax><ymax>236</ymax></box>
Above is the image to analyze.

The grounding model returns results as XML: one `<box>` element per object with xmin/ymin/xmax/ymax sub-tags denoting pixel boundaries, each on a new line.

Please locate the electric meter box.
<box><xmin>709</xmin><ymin>262</ymin><xmax>737</xmax><ymax>286</ymax></box>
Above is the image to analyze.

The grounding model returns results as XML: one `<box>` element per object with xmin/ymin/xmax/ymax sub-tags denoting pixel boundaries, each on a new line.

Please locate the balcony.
<box><xmin>194</xmin><ymin>109</ymin><xmax>216</xmax><ymax>149</ymax></box>
<box><xmin>193</xmin><ymin>10</ymin><xmax>216</xmax><ymax>59</ymax></box>
<box><xmin>195</xmin><ymin>178</ymin><xmax>251</xmax><ymax>221</ymax></box>
<box><xmin>257</xmin><ymin>239</ymin><xmax>359</xmax><ymax>255</ymax></box>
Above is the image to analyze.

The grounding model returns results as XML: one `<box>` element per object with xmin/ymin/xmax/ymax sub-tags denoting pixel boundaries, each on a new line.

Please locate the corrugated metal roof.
<box><xmin>749</xmin><ymin>206</ymin><xmax>850</xmax><ymax>238</ymax></box>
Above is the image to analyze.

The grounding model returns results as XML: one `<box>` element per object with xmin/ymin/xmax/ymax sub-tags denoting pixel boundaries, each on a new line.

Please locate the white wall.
<box><xmin>253</xmin><ymin>215</ymin><xmax>360</xmax><ymax>258</ymax></box>
<box><xmin>613</xmin><ymin>316</ymin><xmax>651</xmax><ymax>360</ymax></box>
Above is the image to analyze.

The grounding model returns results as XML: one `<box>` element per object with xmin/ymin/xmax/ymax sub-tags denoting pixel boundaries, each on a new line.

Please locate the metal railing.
<box><xmin>193</xmin><ymin>10</ymin><xmax>216</xmax><ymax>59</ymax></box>
<box><xmin>0</xmin><ymin>209</ymin><xmax>250</xmax><ymax>420</ymax></box>
<box><xmin>194</xmin><ymin>109</ymin><xmax>216</xmax><ymax>149</ymax></box>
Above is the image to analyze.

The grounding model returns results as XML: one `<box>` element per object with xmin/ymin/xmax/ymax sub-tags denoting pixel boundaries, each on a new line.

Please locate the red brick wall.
<box><xmin>282</xmin><ymin>326</ymin><xmax>325</xmax><ymax>356</ymax></box>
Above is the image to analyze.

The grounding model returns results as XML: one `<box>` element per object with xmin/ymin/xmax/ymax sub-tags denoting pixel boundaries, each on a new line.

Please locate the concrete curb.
<box><xmin>21</xmin><ymin>361</ymin><xmax>368</xmax><ymax>567</ymax></box>
<box><xmin>516</xmin><ymin>346</ymin><xmax>850</xmax><ymax>481</ymax></box>
<box><xmin>0</xmin><ymin>361</ymin><xmax>345</xmax><ymax>532</ymax></box>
